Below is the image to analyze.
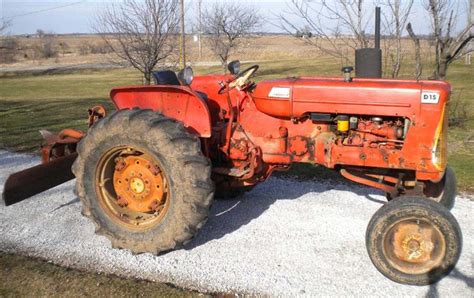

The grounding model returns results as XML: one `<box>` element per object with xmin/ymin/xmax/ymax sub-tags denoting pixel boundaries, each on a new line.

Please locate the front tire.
<box><xmin>386</xmin><ymin>166</ymin><xmax>456</xmax><ymax>210</ymax></box>
<box><xmin>423</xmin><ymin>166</ymin><xmax>456</xmax><ymax>210</ymax></box>
<box><xmin>366</xmin><ymin>196</ymin><xmax>462</xmax><ymax>285</ymax></box>
<box><xmin>72</xmin><ymin>109</ymin><xmax>214</xmax><ymax>254</ymax></box>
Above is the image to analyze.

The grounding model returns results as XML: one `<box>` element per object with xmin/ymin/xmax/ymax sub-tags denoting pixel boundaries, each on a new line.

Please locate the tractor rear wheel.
<box><xmin>72</xmin><ymin>109</ymin><xmax>214</xmax><ymax>254</ymax></box>
<box><xmin>366</xmin><ymin>196</ymin><xmax>461</xmax><ymax>285</ymax></box>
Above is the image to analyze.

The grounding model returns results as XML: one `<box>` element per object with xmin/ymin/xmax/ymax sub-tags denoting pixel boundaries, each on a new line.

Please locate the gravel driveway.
<box><xmin>0</xmin><ymin>150</ymin><xmax>472</xmax><ymax>296</ymax></box>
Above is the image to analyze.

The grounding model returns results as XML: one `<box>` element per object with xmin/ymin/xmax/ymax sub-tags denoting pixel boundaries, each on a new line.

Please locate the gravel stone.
<box><xmin>0</xmin><ymin>150</ymin><xmax>472</xmax><ymax>296</ymax></box>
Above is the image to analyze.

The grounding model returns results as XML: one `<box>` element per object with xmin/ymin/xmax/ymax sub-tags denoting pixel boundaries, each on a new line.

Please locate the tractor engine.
<box><xmin>335</xmin><ymin>115</ymin><xmax>407</xmax><ymax>149</ymax></box>
<box><xmin>192</xmin><ymin>69</ymin><xmax>449</xmax><ymax>200</ymax></box>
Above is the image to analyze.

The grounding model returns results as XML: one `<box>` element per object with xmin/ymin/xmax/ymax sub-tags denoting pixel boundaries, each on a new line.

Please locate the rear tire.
<box><xmin>366</xmin><ymin>196</ymin><xmax>462</xmax><ymax>285</ymax></box>
<box><xmin>72</xmin><ymin>109</ymin><xmax>214</xmax><ymax>254</ymax></box>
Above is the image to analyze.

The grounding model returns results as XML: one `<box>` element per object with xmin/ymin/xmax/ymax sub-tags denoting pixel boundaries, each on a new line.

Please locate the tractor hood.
<box><xmin>252</xmin><ymin>76</ymin><xmax>451</xmax><ymax>119</ymax></box>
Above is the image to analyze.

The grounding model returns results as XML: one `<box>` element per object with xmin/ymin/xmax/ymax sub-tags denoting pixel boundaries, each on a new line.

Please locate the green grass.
<box><xmin>0</xmin><ymin>253</ymin><xmax>197</xmax><ymax>297</ymax></box>
<box><xmin>0</xmin><ymin>59</ymin><xmax>472</xmax><ymax>191</ymax></box>
<box><xmin>0</xmin><ymin>69</ymin><xmax>139</xmax><ymax>151</ymax></box>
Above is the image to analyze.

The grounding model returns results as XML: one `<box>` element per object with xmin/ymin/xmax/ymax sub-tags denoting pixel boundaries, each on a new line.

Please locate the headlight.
<box><xmin>178</xmin><ymin>66</ymin><xmax>193</xmax><ymax>85</ymax></box>
<box><xmin>227</xmin><ymin>60</ymin><xmax>240</xmax><ymax>75</ymax></box>
<box><xmin>432</xmin><ymin>105</ymin><xmax>448</xmax><ymax>171</ymax></box>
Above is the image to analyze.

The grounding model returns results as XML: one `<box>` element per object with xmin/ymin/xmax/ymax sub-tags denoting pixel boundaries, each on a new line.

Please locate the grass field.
<box><xmin>0</xmin><ymin>253</ymin><xmax>196</xmax><ymax>297</ymax></box>
<box><xmin>0</xmin><ymin>51</ymin><xmax>472</xmax><ymax>191</ymax></box>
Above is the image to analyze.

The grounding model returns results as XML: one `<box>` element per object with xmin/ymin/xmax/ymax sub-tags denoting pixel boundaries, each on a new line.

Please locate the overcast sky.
<box><xmin>1</xmin><ymin>0</ymin><xmax>470</xmax><ymax>35</ymax></box>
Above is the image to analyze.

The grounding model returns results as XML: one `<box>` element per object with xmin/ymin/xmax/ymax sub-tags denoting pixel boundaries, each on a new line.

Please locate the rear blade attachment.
<box><xmin>2</xmin><ymin>153</ymin><xmax>77</xmax><ymax>206</ymax></box>
<box><xmin>1</xmin><ymin>105</ymin><xmax>106</xmax><ymax>206</ymax></box>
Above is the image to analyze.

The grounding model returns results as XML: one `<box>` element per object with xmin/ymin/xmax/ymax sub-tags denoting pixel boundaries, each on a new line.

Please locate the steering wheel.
<box><xmin>218</xmin><ymin>64</ymin><xmax>259</xmax><ymax>94</ymax></box>
<box><xmin>229</xmin><ymin>65</ymin><xmax>259</xmax><ymax>89</ymax></box>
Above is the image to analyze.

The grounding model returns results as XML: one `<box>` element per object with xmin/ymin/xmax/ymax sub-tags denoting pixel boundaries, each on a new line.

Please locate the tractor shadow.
<box><xmin>426</xmin><ymin>268</ymin><xmax>474</xmax><ymax>297</ymax></box>
<box><xmin>185</xmin><ymin>176</ymin><xmax>384</xmax><ymax>251</ymax></box>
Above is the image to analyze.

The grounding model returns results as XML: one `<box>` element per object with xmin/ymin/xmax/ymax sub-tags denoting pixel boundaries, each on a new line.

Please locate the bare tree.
<box><xmin>96</xmin><ymin>0</ymin><xmax>180</xmax><ymax>85</ymax></box>
<box><xmin>424</xmin><ymin>0</ymin><xmax>473</xmax><ymax>80</ymax></box>
<box><xmin>203</xmin><ymin>2</ymin><xmax>261</xmax><ymax>72</ymax></box>
<box><xmin>0</xmin><ymin>37</ymin><xmax>18</xmax><ymax>64</ymax></box>
<box><xmin>197</xmin><ymin>0</ymin><xmax>203</xmax><ymax>58</ymax></box>
<box><xmin>406</xmin><ymin>22</ymin><xmax>422</xmax><ymax>80</ymax></box>
<box><xmin>59</xmin><ymin>41</ymin><xmax>70</xmax><ymax>57</ymax></box>
<box><xmin>36</xmin><ymin>29</ymin><xmax>46</xmax><ymax>38</ymax></box>
<box><xmin>380</xmin><ymin>0</ymin><xmax>414</xmax><ymax>77</ymax></box>
<box><xmin>0</xmin><ymin>20</ymin><xmax>10</xmax><ymax>34</ymax></box>
<box><xmin>280</xmin><ymin>0</ymin><xmax>373</xmax><ymax>61</ymax></box>
<box><xmin>0</xmin><ymin>20</ymin><xmax>17</xmax><ymax>64</ymax></box>
<box><xmin>31</xmin><ymin>30</ymin><xmax>59</xmax><ymax>59</ymax></box>
<box><xmin>179</xmin><ymin>0</ymin><xmax>185</xmax><ymax>68</ymax></box>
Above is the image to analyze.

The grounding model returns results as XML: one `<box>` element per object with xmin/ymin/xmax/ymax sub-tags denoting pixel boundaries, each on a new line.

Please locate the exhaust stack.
<box><xmin>355</xmin><ymin>6</ymin><xmax>382</xmax><ymax>78</ymax></box>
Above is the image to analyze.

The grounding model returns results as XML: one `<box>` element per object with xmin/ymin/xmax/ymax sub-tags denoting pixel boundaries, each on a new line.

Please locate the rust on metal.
<box><xmin>340</xmin><ymin>168</ymin><xmax>397</xmax><ymax>193</ymax></box>
<box><xmin>112</xmin><ymin>155</ymin><xmax>166</xmax><ymax>213</ymax></box>
<box><xmin>40</xmin><ymin>128</ymin><xmax>84</xmax><ymax>163</ymax></box>
<box><xmin>3</xmin><ymin>105</ymin><xmax>108</xmax><ymax>205</ymax></box>
<box><xmin>2</xmin><ymin>153</ymin><xmax>77</xmax><ymax>206</ymax></box>
<box><xmin>87</xmin><ymin>105</ymin><xmax>106</xmax><ymax>127</ymax></box>
<box><xmin>95</xmin><ymin>147</ymin><xmax>170</xmax><ymax>230</ymax></box>
<box><xmin>383</xmin><ymin>219</ymin><xmax>445</xmax><ymax>275</ymax></box>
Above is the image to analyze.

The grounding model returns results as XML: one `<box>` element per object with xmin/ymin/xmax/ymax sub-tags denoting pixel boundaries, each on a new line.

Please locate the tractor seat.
<box><xmin>152</xmin><ymin>70</ymin><xmax>181</xmax><ymax>85</ymax></box>
<box><xmin>152</xmin><ymin>70</ymin><xmax>208</xmax><ymax>103</ymax></box>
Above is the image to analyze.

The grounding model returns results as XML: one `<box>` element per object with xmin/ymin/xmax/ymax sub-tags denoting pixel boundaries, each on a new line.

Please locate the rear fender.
<box><xmin>110</xmin><ymin>86</ymin><xmax>211</xmax><ymax>137</ymax></box>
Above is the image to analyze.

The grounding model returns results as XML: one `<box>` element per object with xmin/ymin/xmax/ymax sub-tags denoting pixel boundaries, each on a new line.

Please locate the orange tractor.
<box><xmin>3</xmin><ymin>61</ymin><xmax>461</xmax><ymax>285</ymax></box>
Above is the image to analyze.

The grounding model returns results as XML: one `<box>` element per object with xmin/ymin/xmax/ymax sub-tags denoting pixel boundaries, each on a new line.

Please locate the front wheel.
<box><xmin>366</xmin><ymin>196</ymin><xmax>462</xmax><ymax>285</ymax></box>
<box><xmin>72</xmin><ymin>109</ymin><xmax>214</xmax><ymax>254</ymax></box>
<box><xmin>386</xmin><ymin>166</ymin><xmax>456</xmax><ymax>210</ymax></box>
<box><xmin>423</xmin><ymin>166</ymin><xmax>457</xmax><ymax>210</ymax></box>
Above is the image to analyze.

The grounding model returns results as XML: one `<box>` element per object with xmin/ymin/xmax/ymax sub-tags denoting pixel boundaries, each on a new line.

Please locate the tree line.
<box><xmin>281</xmin><ymin>0</ymin><xmax>473</xmax><ymax>80</ymax></box>
<box><xmin>1</xmin><ymin>0</ymin><xmax>472</xmax><ymax>83</ymax></box>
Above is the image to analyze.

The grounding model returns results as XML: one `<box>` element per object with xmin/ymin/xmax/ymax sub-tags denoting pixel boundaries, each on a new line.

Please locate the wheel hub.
<box><xmin>130</xmin><ymin>177</ymin><xmax>145</xmax><ymax>194</ymax></box>
<box><xmin>392</xmin><ymin>222</ymin><xmax>435</xmax><ymax>263</ymax></box>
<box><xmin>112</xmin><ymin>155</ymin><xmax>166</xmax><ymax>213</ymax></box>
<box><xmin>95</xmin><ymin>146</ymin><xmax>171</xmax><ymax>230</ymax></box>
<box><xmin>384</xmin><ymin>219</ymin><xmax>445</xmax><ymax>275</ymax></box>
<box><xmin>402</xmin><ymin>235</ymin><xmax>424</xmax><ymax>260</ymax></box>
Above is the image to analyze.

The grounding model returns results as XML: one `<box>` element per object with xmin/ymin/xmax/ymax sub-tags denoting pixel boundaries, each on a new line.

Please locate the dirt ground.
<box><xmin>0</xmin><ymin>253</ymin><xmax>202</xmax><ymax>297</ymax></box>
